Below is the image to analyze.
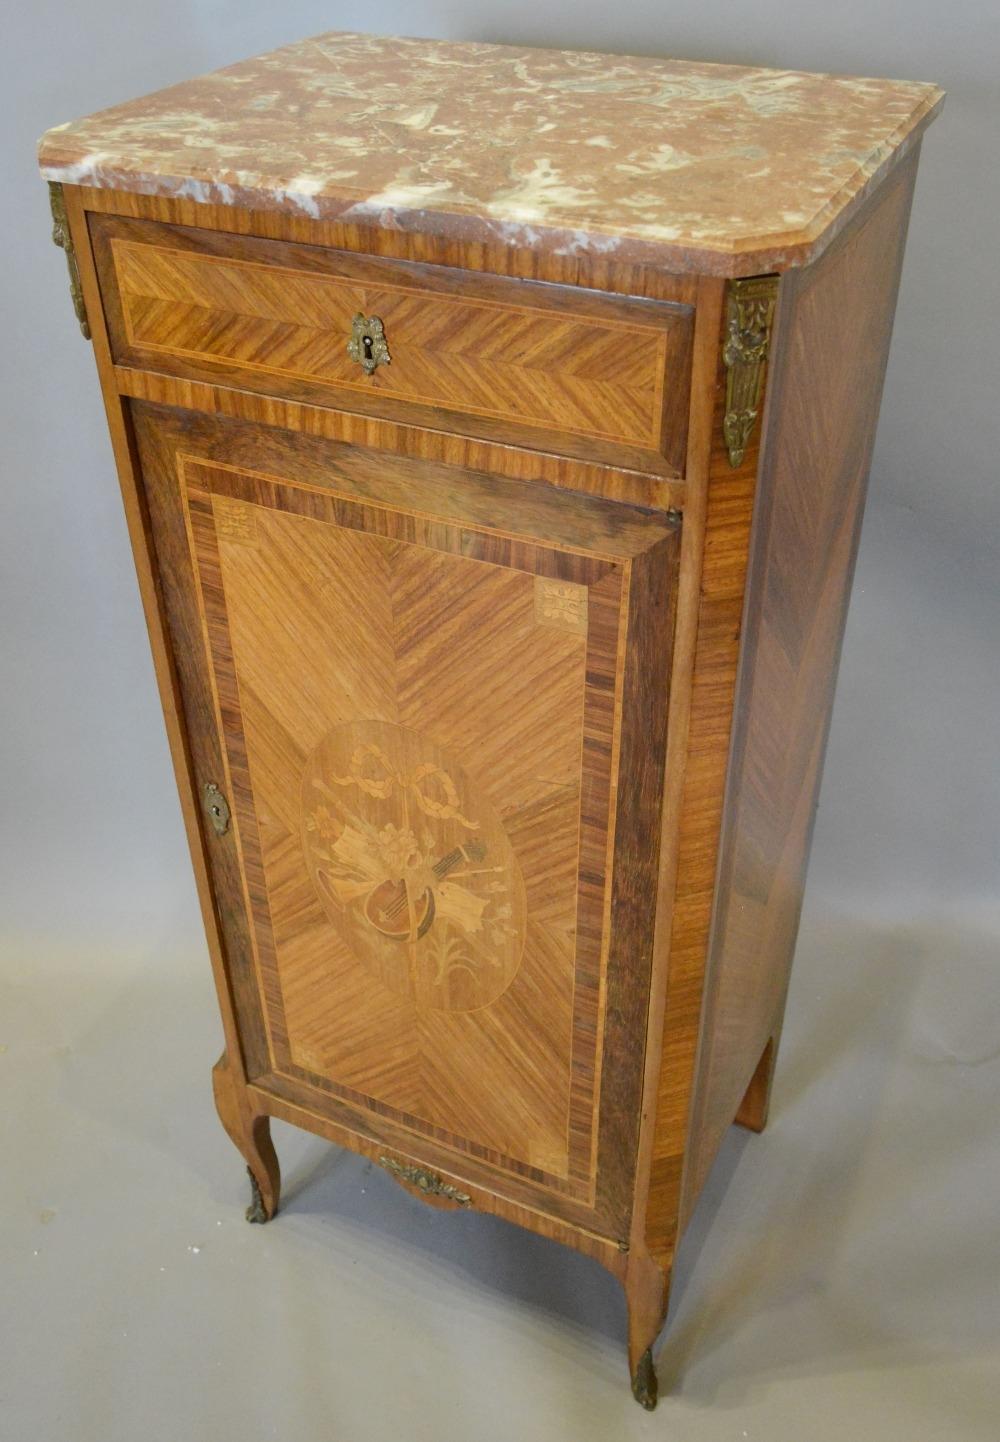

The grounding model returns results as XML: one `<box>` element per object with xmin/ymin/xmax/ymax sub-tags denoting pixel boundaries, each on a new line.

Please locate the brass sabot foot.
<box><xmin>630</xmin><ymin>1348</ymin><xmax>658</xmax><ymax>1410</ymax></box>
<box><xmin>245</xmin><ymin>1168</ymin><xmax>269</xmax><ymax>1224</ymax></box>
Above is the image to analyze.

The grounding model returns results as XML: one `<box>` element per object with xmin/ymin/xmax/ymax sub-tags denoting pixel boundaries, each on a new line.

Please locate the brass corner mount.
<box><xmin>722</xmin><ymin>275</ymin><xmax>779</xmax><ymax>467</ymax></box>
<box><xmin>48</xmin><ymin>182</ymin><xmax>91</xmax><ymax>340</ymax></box>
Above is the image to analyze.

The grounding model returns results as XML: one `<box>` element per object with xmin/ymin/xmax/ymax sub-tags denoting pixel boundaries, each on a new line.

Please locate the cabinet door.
<box><xmin>134</xmin><ymin>403</ymin><xmax>680</xmax><ymax>1238</ymax></box>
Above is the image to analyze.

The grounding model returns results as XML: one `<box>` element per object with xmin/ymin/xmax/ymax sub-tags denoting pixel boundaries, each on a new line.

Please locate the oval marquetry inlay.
<box><xmin>301</xmin><ymin>720</ymin><xmax>525</xmax><ymax>1012</ymax></box>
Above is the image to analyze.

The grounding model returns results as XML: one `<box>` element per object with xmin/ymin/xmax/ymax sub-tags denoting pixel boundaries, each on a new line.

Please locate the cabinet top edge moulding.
<box><xmin>37</xmin><ymin>30</ymin><xmax>944</xmax><ymax>277</ymax></box>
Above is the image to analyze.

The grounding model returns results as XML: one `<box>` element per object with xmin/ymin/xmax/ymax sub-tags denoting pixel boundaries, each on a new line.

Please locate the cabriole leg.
<box><xmin>212</xmin><ymin>1052</ymin><xmax>281</xmax><ymax>1221</ymax></box>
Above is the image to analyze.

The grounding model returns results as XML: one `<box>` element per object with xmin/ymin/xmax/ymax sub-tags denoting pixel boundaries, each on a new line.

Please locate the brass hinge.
<box><xmin>377</xmin><ymin>1155</ymin><xmax>472</xmax><ymax>1207</ymax></box>
<box><xmin>722</xmin><ymin>275</ymin><xmax>779</xmax><ymax>467</ymax></box>
<box><xmin>48</xmin><ymin>182</ymin><xmax>91</xmax><ymax>340</ymax></box>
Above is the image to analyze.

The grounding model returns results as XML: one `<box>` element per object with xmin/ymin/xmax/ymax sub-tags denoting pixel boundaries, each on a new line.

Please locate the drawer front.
<box><xmin>132</xmin><ymin>402</ymin><xmax>679</xmax><ymax>1237</ymax></box>
<box><xmin>92</xmin><ymin>215</ymin><xmax>693</xmax><ymax>477</ymax></box>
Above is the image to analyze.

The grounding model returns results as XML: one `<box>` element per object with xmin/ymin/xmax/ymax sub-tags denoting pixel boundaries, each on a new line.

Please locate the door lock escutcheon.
<box><xmin>203</xmin><ymin>781</ymin><xmax>231</xmax><ymax>836</ymax></box>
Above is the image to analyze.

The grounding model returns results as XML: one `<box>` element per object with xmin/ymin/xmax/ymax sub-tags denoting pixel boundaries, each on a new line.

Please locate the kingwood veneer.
<box><xmin>39</xmin><ymin>32</ymin><xmax>943</xmax><ymax>1407</ymax></box>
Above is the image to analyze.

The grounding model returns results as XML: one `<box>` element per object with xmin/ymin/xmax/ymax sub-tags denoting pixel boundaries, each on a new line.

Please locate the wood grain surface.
<box><xmin>130</xmin><ymin>402</ymin><xmax>680</xmax><ymax>1238</ymax></box>
<box><xmin>91</xmin><ymin>213</ymin><xmax>693</xmax><ymax>477</ymax></box>
<box><xmin>643</xmin><ymin>150</ymin><xmax>921</xmax><ymax>1267</ymax></box>
<box><xmin>112</xmin><ymin>366</ymin><xmax>684</xmax><ymax>511</ymax></box>
<box><xmin>679</xmin><ymin>150</ymin><xmax>921</xmax><ymax>1221</ymax></box>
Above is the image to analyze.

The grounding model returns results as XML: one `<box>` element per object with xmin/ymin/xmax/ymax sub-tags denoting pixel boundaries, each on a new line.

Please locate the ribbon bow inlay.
<box><xmin>328</xmin><ymin>742</ymin><xmax>478</xmax><ymax>830</ymax></box>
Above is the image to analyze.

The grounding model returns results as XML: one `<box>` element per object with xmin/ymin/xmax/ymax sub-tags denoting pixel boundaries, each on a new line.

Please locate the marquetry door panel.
<box><xmin>133</xmin><ymin>403</ymin><xmax>679</xmax><ymax>1234</ymax></box>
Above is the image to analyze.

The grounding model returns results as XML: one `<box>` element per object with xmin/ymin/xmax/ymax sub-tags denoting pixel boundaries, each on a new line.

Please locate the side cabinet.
<box><xmin>44</xmin><ymin>122</ymin><xmax>925</xmax><ymax>1404</ymax></box>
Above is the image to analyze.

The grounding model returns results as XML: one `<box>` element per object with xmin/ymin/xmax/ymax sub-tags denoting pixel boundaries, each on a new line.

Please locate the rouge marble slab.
<box><xmin>38</xmin><ymin>32</ymin><xmax>943</xmax><ymax>278</ymax></box>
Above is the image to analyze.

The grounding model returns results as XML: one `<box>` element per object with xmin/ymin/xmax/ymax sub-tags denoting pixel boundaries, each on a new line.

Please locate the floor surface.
<box><xmin>3</xmin><ymin>896</ymin><xmax>998</xmax><ymax>1441</ymax></box>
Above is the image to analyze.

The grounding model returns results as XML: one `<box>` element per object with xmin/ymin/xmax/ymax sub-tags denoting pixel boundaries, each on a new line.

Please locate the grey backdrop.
<box><xmin>2</xmin><ymin>5</ymin><xmax>998</xmax><ymax>1440</ymax></box>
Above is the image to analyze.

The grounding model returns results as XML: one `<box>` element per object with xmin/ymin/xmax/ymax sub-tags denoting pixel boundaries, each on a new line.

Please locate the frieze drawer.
<box><xmin>90</xmin><ymin>213</ymin><xmax>694</xmax><ymax>478</ymax></box>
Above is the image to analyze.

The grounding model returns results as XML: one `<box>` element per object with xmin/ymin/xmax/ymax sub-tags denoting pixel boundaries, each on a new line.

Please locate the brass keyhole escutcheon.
<box><xmin>203</xmin><ymin>781</ymin><xmax>231</xmax><ymax>836</ymax></box>
<box><xmin>347</xmin><ymin>313</ymin><xmax>390</xmax><ymax>375</ymax></box>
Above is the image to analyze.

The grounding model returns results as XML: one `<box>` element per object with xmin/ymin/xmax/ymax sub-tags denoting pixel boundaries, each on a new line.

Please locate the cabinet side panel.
<box><xmin>680</xmin><ymin>149</ymin><xmax>920</xmax><ymax>1222</ymax></box>
<box><xmin>644</xmin><ymin>342</ymin><xmax>761</xmax><ymax>1260</ymax></box>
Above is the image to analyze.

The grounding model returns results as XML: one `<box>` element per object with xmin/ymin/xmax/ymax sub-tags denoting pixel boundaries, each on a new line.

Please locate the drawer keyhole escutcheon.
<box><xmin>203</xmin><ymin>781</ymin><xmax>231</xmax><ymax>836</ymax></box>
<box><xmin>347</xmin><ymin>313</ymin><xmax>391</xmax><ymax>374</ymax></box>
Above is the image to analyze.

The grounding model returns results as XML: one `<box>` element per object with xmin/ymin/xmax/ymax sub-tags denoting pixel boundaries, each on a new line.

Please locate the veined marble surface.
<box><xmin>37</xmin><ymin>31</ymin><xmax>944</xmax><ymax>275</ymax></box>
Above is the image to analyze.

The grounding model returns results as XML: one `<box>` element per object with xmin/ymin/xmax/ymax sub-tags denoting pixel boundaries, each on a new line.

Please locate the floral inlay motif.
<box><xmin>301</xmin><ymin>720</ymin><xmax>525</xmax><ymax>1012</ymax></box>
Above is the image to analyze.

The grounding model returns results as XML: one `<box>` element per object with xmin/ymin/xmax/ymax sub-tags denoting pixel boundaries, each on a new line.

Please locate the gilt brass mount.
<box><xmin>48</xmin><ymin>182</ymin><xmax>91</xmax><ymax>340</ymax></box>
<box><xmin>722</xmin><ymin>275</ymin><xmax>779</xmax><ymax>467</ymax></box>
<box><xmin>347</xmin><ymin>313</ymin><xmax>391</xmax><ymax>374</ymax></box>
<box><xmin>378</xmin><ymin>1155</ymin><xmax>472</xmax><ymax>1206</ymax></box>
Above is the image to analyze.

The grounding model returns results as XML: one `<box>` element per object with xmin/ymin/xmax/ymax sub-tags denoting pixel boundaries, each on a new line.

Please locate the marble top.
<box><xmin>38</xmin><ymin>31</ymin><xmax>943</xmax><ymax>276</ymax></box>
